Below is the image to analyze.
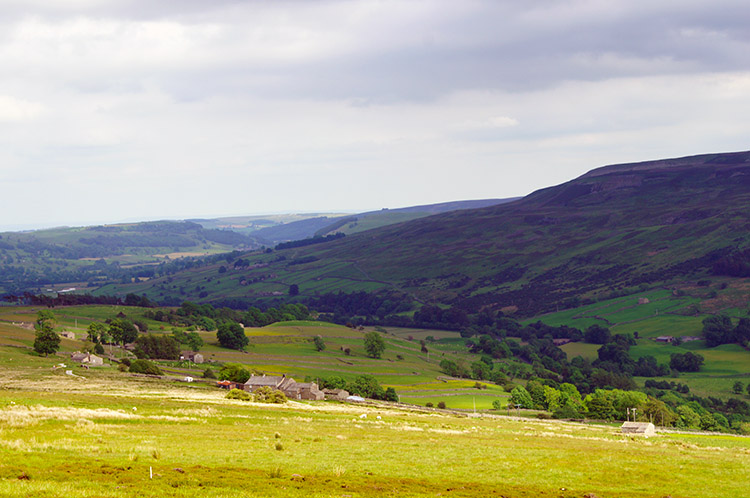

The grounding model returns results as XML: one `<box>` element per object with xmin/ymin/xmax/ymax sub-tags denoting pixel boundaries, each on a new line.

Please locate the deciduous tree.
<box><xmin>363</xmin><ymin>331</ymin><xmax>385</xmax><ymax>359</ymax></box>
<box><xmin>33</xmin><ymin>311</ymin><xmax>60</xmax><ymax>357</ymax></box>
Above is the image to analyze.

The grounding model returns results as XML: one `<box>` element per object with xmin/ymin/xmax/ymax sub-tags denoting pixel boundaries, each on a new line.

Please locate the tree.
<box><xmin>510</xmin><ymin>386</ymin><xmax>534</xmax><ymax>409</ymax></box>
<box><xmin>133</xmin><ymin>335</ymin><xmax>180</xmax><ymax>360</ymax></box>
<box><xmin>218</xmin><ymin>363</ymin><xmax>251</xmax><ymax>383</ymax></box>
<box><xmin>129</xmin><ymin>359</ymin><xmax>163</xmax><ymax>376</ymax></box>
<box><xmin>289</xmin><ymin>284</ymin><xmax>299</xmax><ymax>296</ymax></box>
<box><xmin>702</xmin><ymin>315</ymin><xmax>734</xmax><ymax>347</ymax></box>
<box><xmin>384</xmin><ymin>387</ymin><xmax>399</xmax><ymax>402</ymax></box>
<box><xmin>642</xmin><ymin>396</ymin><xmax>676</xmax><ymax>426</ymax></box>
<box><xmin>585</xmin><ymin>391</ymin><xmax>616</xmax><ymax>421</ymax></box>
<box><xmin>312</xmin><ymin>336</ymin><xmax>326</xmax><ymax>352</ymax></box>
<box><xmin>363</xmin><ymin>331</ymin><xmax>385</xmax><ymax>359</ymax></box>
<box><xmin>348</xmin><ymin>374</ymin><xmax>385</xmax><ymax>399</ymax></box>
<box><xmin>584</xmin><ymin>324</ymin><xmax>611</xmax><ymax>344</ymax></box>
<box><xmin>87</xmin><ymin>322</ymin><xmax>107</xmax><ymax>343</ymax></box>
<box><xmin>33</xmin><ymin>311</ymin><xmax>60</xmax><ymax>357</ymax></box>
<box><xmin>670</xmin><ymin>352</ymin><xmax>704</xmax><ymax>372</ymax></box>
<box><xmin>109</xmin><ymin>318</ymin><xmax>138</xmax><ymax>346</ymax></box>
<box><xmin>733</xmin><ymin>381</ymin><xmax>745</xmax><ymax>395</ymax></box>
<box><xmin>675</xmin><ymin>405</ymin><xmax>701</xmax><ymax>429</ymax></box>
<box><xmin>216</xmin><ymin>321</ymin><xmax>249</xmax><ymax>350</ymax></box>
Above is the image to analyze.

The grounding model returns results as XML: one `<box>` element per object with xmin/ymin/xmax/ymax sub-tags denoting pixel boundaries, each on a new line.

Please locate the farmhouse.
<box><xmin>323</xmin><ymin>388</ymin><xmax>350</xmax><ymax>400</ymax></box>
<box><xmin>655</xmin><ymin>336</ymin><xmax>674</xmax><ymax>343</ymax></box>
<box><xmin>620</xmin><ymin>422</ymin><xmax>656</xmax><ymax>436</ymax></box>
<box><xmin>70</xmin><ymin>352</ymin><xmax>103</xmax><ymax>366</ymax></box>
<box><xmin>59</xmin><ymin>331</ymin><xmax>76</xmax><ymax>340</ymax></box>
<box><xmin>180</xmin><ymin>351</ymin><xmax>204</xmax><ymax>363</ymax></box>
<box><xmin>244</xmin><ymin>374</ymin><xmax>325</xmax><ymax>400</ymax></box>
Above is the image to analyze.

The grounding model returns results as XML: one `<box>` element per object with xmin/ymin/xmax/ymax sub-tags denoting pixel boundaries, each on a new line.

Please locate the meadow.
<box><xmin>1</xmin><ymin>306</ymin><xmax>750</xmax><ymax>497</ymax></box>
<box><xmin>1</xmin><ymin>348</ymin><xmax>750</xmax><ymax>498</ymax></box>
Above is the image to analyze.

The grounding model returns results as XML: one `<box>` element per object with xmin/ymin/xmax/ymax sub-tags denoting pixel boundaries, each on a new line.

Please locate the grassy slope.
<box><xmin>103</xmin><ymin>151</ymin><xmax>750</xmax><ymax>318</ymax></box>
<box><xmin>1</xmin><ymin>347</ymin><xmax>750</xmax><ymax>497</ymax></box>
<box><xmin>0</xmin><ymin>306</ymin><xmax>503</xmax><ymax>409</ymax></box>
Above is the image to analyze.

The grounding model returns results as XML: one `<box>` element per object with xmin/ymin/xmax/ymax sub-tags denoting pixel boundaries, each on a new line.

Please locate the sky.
<box><xmin>2</xmin><ymin>0</ymin><xmax>750</xmax><ymax>231</ymax></box>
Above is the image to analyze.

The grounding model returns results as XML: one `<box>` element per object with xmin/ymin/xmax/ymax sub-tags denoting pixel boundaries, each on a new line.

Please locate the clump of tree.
<box><xmin>33</xmin><ymin>310</ymin><xmax>60</xmax><ymax>357</ymax></box>
<box><xmin>133</xmin><ymin>335</ymin><xmax>180</xmax><ymax>360</ymax></box>
<box><xmin>669</xmin><ymin>352</ymin><xmax>704</xmax><ymax>372</ymax></box>
<box><xmin>145</xmin><ymin>301</ymin><xmax>310</xmax><ymax>330</ymax></box>
<box><xmin>318</xmin><ymin>374</ymin><xmax>398</xmax><ymax>402</ymax></box>
<box><xmin>702</xmin><ymin>315</ymin><xmax>750</xmax><ymax>347</ymax></box>
<box><xmin>171</xmin><ymin>329</ymin><xmax>204</xmax><ymax>351</ymax></box>
<box><xmin>219</xmin><ymin>363</ymin><xmax>252</xmax><ymax>383</ymax></box>
<box><xmin>253</xmin><ymin>386</ymin><xmax>287</xmax><ymax>404</ymax></box>
<box><xmin>225</xmin><ymin>388</ymin><xmax>251</xmax><ymax>401</ymax></box>
<box><xmin>216</xmin><ymin>322</ymin><xmax>248</xmax><ymax>350</ymax></box>
<box><xmin>129</xmin><ymin>359</ymin><xmax>163</xmax><ymax>376</ymax></box>
<box><xmin>108</xmin><ymin>318</ymin><xmax>138</xmax><ymax>347</ymax></box>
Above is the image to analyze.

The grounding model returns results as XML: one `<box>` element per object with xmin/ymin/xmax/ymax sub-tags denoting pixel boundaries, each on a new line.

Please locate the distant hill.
<box><xmin>0</xmin><ymin>199</ymin><xmax>519</xmax><ymax>298</ymax></box>
<box><xmin>252</xmin><ymin>216</ymin><xmax>347</xmax><ymax>243</ymax></box>
<box><xmin>0</xmin><ymin>220</ymin><xmax>258</xmax><ymax>295</ymax></box>
<box><xmin>313</xmin><ymin>199</ymin><xmax>517</xmax><ymax>237</ymax></box>
<box><xmin>96</xmin><ymin>150</ymin><xmax>750</xmax><ymax>317</ymax></box>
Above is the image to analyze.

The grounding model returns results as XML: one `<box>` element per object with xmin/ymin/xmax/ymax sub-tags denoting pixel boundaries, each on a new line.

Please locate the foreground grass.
<box><xmin>1</xmin><ymin>363</ymin><xmax>749</xmax><ymax>498</ymax></box>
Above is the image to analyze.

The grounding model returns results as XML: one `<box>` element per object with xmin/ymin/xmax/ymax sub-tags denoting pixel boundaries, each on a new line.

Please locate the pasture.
<box><xmin>1</xmin><ymin>347</ymin><xmax>749</xmax><ymax>497</ymax></box>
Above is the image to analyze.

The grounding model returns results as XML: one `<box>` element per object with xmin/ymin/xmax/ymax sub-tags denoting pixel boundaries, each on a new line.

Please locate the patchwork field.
<box><xmin>1</xmin><ymin>346</ymin><xmax>750</xmax><ymax>498</ymax></box>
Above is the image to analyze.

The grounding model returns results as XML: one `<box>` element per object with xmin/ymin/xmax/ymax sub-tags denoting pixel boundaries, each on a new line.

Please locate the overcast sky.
<box><xmin>2</xmin><ymin>0</ymin><xmax>750</xmax><ymax>231</ymax></box>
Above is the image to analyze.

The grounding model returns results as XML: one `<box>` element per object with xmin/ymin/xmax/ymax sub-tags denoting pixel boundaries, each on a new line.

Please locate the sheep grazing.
<box><xmin>359</xmin><ymin>414</ymin><xmax>367</xmax><ymax>419</ymax></box>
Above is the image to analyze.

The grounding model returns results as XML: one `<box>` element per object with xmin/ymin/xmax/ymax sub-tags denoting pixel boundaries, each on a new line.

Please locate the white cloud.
<box><xmin>1</xmin><ymin>1</ymin><xmax>750</xmax><ymax>230</ymax></box>
<box><xmin>0</xmin><ymin>95</ymin><xmax>44</xmax><ymax>121</ymax></box>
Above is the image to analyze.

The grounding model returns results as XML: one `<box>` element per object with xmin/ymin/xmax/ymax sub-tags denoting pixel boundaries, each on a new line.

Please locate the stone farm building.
<box><xmin>620</xmin><ymin>422</ymin><xmax>656</xmax><ymax>436</ymax></box>
<box><xmin>180</xmin><ymin>351</ymin><xmax>204</xmax><ymax>363</ymax></box>
<box><xmin>323</xmin><ymin>388</ymin><xmax>350</xmax><ymax>400</ymax></box>
<box><xmin>244</xmin><ymin>374</ymin><xmax>325</xmax><ymax>400</ymax></box>
<box><xmin>70</xmin><ymin>352</ymin><xmax>103</xmax><ymax>366</ymax></box>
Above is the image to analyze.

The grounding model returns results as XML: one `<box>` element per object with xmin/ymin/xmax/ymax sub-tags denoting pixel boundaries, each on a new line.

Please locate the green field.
<box><xmin>1</xmin><ymin>343</ymin><xmax>750</xmax><ymax>497</ymax></box>
<box><xmin>0</xmin><ymin>307</ymin><xmax>495</xmax><ymax>407</ymax></box>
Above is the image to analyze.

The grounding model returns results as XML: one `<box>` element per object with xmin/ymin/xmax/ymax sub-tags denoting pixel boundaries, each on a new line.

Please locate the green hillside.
<box><xmin>102</xmin><ymin>150</ymin><xmax>750</xmax><ymax>318</ymax></box>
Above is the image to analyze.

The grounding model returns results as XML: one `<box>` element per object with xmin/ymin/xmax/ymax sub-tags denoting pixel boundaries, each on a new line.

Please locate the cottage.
<box><xmin>244</xmin><ymin>374</ymin><xmax>325</xmax><ymax>400</ymax></box>
<box><xmin>655</xmin><ymin>336</ymin><xmax>674</xmax><ymax>343</ymax></box>
<box><xmin>620</xmin><ymin>422</ymin><xmax>656</xmax><ymax>436</ymax></box>
<box><xmin>323</xmin><ymin>388</ymin><xmax>350</xmax><ymax>401</ymax></box>
<box><xmin>295</xmin><ymin>382</ymin><xmax>325</xmax><ymax>401</ymax></box>
<box><xmin>638</xmin><ymin>298</ymin><xmax>650</xmax><ymax>305</ymax></box>
<box><xmin>60</xmin><ymin>331</ymin><xmax>76</xmax><ymax>340</ymax></box>
<box><xmin>70</xmin><ymin>352</ymin><xmax>103</xmax><ymax>366</ymax></box>
<box><xmin>180</xmin><ymin>351</ymin><xmax>204</xmax><ymax>364</ymax></box>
